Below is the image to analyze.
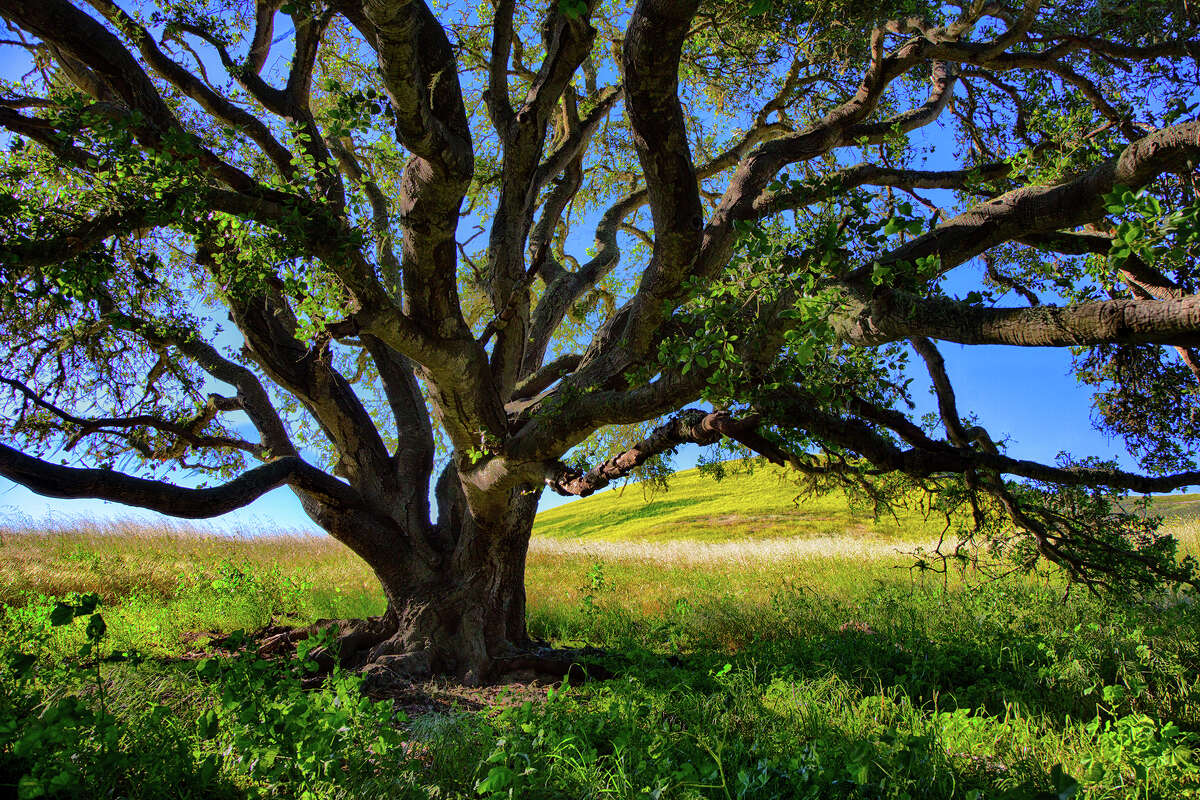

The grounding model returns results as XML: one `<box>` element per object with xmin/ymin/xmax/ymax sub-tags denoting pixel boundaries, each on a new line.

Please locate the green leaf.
<box><xmin>197</xmin><ymin>708</ymin><xmax>219</xmax><ymax>740</ymax></box>
<box><xmin>476</xmin><ymin>765</ymin><xmax>516</xmax><ymax>793</ymax></box>
<box><xmin>9</xmin><ymin>652</ymin><xmax>37</xmax><ymax>676</ymax></box>
<box><xmin>557</xmin><ymin>0</ymin><xmax>587</xmax><ymax>19</ymax></box>
<box><xmin>17</xmin><ymin>775</ymin><xmax>45</xmax><ymax>799</ymax></box>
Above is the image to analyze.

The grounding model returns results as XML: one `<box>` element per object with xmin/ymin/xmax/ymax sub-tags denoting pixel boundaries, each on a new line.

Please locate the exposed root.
<box><xmin>201</xmin><ymin>618</ymin><xmax>612</xmax><ymax>696</ymax></box>
<box><xmin>238</xmin><ymin>612</ymin><xmax>398</xmax><ymax>667</ymax></box>
<box><xmin>492</xmin><ymin>646</ymin><xmax>613</xmax><ymax>685</ymax></box>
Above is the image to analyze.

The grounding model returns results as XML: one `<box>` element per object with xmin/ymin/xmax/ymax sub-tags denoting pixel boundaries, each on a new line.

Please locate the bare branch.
<box><xmin>248</xmin><ymin>0</ymin><xmax>281</xmax><ymax>74</ymax></box>
<box><xmin>753</xmin><ymin>161</ymin><xmax>1011</xmax><ymax>219</ymax></box>
<box><xmin>486</xmin><ymin>0</ymin><xmax>515</xmax><ymax>131</ymax></box>
<box><xmin>0</xmin><ymin>444</ymin><xmax>360</xmax><ymax>517</ymax></box>
<box><xmin>764</xmin><ymin>385</ymin><xmax>1200</xmax><ymax>494</ymax></box>
<box><xmin>101</xmin><ymin>310</ymin><xmax>297</xmax><ymax>459</ymax></box>
<box><xmin>0</xmin><ymin>376</ymin><xmax>259</xmax><ymax>456</ymax></box>
<box><xmin>844</xmin><ymin>60</ymin><xmax>958</xmax><ymax>144</ymax></box>
<box><xmin>838</xmin><ymin>288</ymin><xmax>1200</xmax><ymax>349</ymax></box>
<box><xmin>544</xmin><ymin>408</ymin><xmax>774</xmax><ymax>496</ymax></box>
<box><xmin>362</xmin><ymin>0</ymin><xmax>472</xmax><ymax>174</ymax></box>
<box><xmin>83</xmin><ymin>0</ymin><xmax>298</xmax><ymax>178</ymax></box>
<box><xmin>511</xmin><ymin>353</ymin><xmax>581</xmax><ymax>403</ymax></box>
<box><xmin>617</xmin><ymin>0</ymin><xmax>703</xmax><ymax>353</ymax></box>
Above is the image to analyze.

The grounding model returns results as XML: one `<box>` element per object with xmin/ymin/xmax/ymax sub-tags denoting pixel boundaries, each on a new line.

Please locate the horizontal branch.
<box><xmin>544</xmin><ymin>408</ymin><xmax>781</xmax><ymax>496</ymax></box>
<box><xmin>764</xmin><ymin>386</ymin><xmax>1200</xmax><ymax>495</ymax></box>
<box><xmin>836</xmin><ymin>288</ymin><xmax>1200</xmax><ymax>348</ymax></box>
<box><xmin>0</xmin><ymin>444</ymin><xmax>360</xmax><ymax>518</ymax></box>
<box><xmin>753</xmin><ymin>161</ymin><xmax>1011</xmax><ymax>219</ymax></box>
<box><xmin>0</xmin><ymin>376</ymin><xmax>257</xmax><ymax>456</ymax></box>
<box><xmin>851</xmin><ymin>119</ymin><xmax>1200</xmax><ymax>282</ymax></box>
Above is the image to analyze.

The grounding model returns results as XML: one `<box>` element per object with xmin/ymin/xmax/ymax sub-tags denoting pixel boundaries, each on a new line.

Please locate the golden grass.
<box><xmin>529</xmin><ymin>532</ymin><xmax>935</xmax><ymax>564</ymax></box>
<box><xmin>0</xmin><ymin>511</ymin><xmax>946</xmax><ymax>639</ymax></box>
<box><xmin>526</xmin><ymin>520</ymin><xmax>955</xmax><ymax>623</ymax></box>
<box><xmin>1166</xmin><ymin>518</ymin><xmax>1200</xmax><ymax>556</ymax></box>
<box><xmin>0</xmin><ymin>517</ymin><xmax>373</xmax><ymax>606</ymax></box>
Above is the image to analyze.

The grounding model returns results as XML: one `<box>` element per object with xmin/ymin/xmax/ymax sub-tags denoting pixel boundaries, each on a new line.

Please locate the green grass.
<box><xmin>4</xmin><ymin>484</ymin><xmax>1200</xmax><ymax>798</ymax></box>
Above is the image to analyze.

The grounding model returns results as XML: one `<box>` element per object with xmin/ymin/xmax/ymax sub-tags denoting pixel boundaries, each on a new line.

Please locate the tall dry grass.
<box><xmin>529</xmin><ymin>532</ymin><xmax>936</xmax><ymax>565</ymax></box>
<box><xmin>0</xmin><ymin>516</ymin><xmax>372</xmax><ymax>606</ymax></box>
<box><xmin>0</xmin><ymin>515</ymin><xmax>949</xmax><ymax>639</ymax></box>
<box><xmin>4</xmin><ymin>515</ymin><xmax>1198</xmax><ymax>625</ymax></box>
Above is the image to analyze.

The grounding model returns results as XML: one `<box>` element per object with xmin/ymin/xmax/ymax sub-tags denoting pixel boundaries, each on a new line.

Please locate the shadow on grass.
<box><xmin>537</xmin><ymin>497</ymin><xmax>698</xmax><ymax>538</ymax></box>
<box><xmin>518</xmin><ymin>581</ymin><xmax>1200</xmax><ymax>798</ymax></box>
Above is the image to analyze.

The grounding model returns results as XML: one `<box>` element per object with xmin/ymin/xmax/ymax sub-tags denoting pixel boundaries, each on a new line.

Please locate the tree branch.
<box><xmin>361</xmin><ymin>0</ymin><xmax>473</xmax><ymax>174</ymax></box>
<box><xmin>837</xmin><ymin>288</ymin><xmax>1200</xmax><ymax>349</ymax></box>
<box><xmin>617</xmin><ymin>0</ymin><xmax>703</xmax><ymax>353</ymax></box>
<box><xmin>83</xmin><ymin>0</ymin><xmax>298</xmax><ymax>179</ymax></box>
<box><xmin>753</xmin><ymin>161</ymin><xmax>1011</xmax><ymax>219</ymax></box>
<box><xmin>0</xmin><ymin>376</ymin><xmax>259</xmax><ymax>457</ymax></box>
<box><xmin>511</xmin><ymin>353</ymin><xmax>581</xmax><ymax>403</ymax></box>
<box><xmin>848</xmin><ymin>119</ymin><xmax>1200</xmax><ymax>284</ymax></box>
<box><xmin>543</xmin><ymin>408</ymin><xmax>774</xmax><ymax>496</ymax></box>
<box><xmin>485</xmin><ymin>0</ymin><xmax>515</xmax><ymax>131</ymax></box>
<box><xmin>0</xmin><ymin>444</ymin><xmax>359</xmax><ymax>518</ymax></box>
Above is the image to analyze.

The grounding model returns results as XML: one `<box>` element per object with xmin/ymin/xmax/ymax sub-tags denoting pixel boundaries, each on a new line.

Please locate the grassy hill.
<box><xmin>533</xmin><ymin>462</ymin><xmax>1200</xmax><ymax>542</ymax></box>
<box><xmin>1143</xmin><ymin>492</ymin><xmax>1200</xmax><ymax>519</ymax></box>
<box><xmin>532</xmin><ymin>463</ymin><xmax>947</xmax><ymax>542</ymax></box>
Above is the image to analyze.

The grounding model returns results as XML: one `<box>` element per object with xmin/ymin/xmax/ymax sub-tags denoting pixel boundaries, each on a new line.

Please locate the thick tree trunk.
<box><xmin>322</xmin><ymin>478</ymin><xmax>540</xmax><ymax>686</ymax></box>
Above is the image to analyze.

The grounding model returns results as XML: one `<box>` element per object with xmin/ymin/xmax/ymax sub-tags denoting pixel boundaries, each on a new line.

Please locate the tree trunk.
<box><xmin>324</xmin><ymin>475</ymin><xmax>540</xmax><ymax>687</ymax></box>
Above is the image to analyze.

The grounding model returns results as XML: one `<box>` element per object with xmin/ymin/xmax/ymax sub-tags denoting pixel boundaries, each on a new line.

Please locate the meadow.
<box><xmin>3</xmin><ymin>467</ymin><xmax>1200</xmax><ymax>798</ymax></box>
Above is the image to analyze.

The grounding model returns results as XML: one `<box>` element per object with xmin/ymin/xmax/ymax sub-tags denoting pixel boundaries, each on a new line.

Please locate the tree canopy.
<box><xmin>2</xmin><ymin>0</ymin><xmax>1200</xmax><ymax>676</ymax></box>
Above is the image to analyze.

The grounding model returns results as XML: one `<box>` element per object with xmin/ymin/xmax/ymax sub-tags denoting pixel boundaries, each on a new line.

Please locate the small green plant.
<box><xmin>1078</xmin><ymin>712</ymin><xmax>1197</xmax><ymax>797</ymax></box>
<box><xmin>0</xmin><ymin>594</ymin><xmax>227</xmax><ymax>799</ymax></box>
<box><xmin>577</xmin><ymin>560</ymin><xmax>613</xmax><ymax>617</ymax></box>
<box><xmin>194</xmin><ymin>629</ymin><xmax>410</xmax><ymax>799</ymax></box>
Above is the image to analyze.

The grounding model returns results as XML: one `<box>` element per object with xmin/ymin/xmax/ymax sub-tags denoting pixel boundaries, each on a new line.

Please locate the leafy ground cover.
<box><xmin>3</xmin><ymin>485</ymin><xmax>1200</xmax><ymax>798</ymax></box>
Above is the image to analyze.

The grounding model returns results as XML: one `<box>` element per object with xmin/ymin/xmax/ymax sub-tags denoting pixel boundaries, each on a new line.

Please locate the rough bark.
<box><xmin>334</xmin><ymin>471</ymin><xmax>540</xmax><ymax>685</ymax></box>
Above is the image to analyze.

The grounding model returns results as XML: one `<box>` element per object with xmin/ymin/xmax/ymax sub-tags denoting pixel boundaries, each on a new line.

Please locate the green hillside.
<box><xmin>533</xmin><ymin>463</ymin><xmax>1200</xmax><ymax>542</ymax></box>
<box><xmin>1143</xmin><ymin>492</ymin><xmax>1200</xmax><ymax>519</ymax></box>
<box><xmin>532</xmin><ymin>464</ymin><xmax>946</xmax><ymax>542</ymax></box>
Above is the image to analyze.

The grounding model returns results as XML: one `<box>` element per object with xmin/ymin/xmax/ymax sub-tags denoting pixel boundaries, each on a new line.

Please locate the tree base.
<box><xmin>221</xmin><ymin>615</ymin><xmax>612</xmax><ymax>694</ymax></box>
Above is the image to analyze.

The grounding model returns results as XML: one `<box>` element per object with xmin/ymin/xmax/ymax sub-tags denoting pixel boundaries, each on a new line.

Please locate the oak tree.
<box><xmin>3</xmin><ymin>0</ymin><xmax>1200</xmax><ymax>681</ymax></box>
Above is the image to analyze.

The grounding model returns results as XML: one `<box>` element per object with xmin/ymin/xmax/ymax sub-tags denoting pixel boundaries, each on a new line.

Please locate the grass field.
<box><xmin>533</xmin><ymin>463</ymin><xmax>953</xmax><ymax>541</ymax></box>
<box><xmin>4</xmin><ymin>474</ymin><xmax>1200</xmax><ymax>798</ymax></box>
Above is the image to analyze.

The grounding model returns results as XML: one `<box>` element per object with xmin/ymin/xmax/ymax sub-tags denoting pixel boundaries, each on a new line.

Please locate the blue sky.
<box><xmin>0</xmin><ymin>9</ymin><xmax>1152</xmax><ymax>533</ymax></box>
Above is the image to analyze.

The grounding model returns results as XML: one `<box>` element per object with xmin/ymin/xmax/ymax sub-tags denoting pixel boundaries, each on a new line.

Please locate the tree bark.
<box><xmin>329</xmin><ymin>470</ymin><xmax>539</xmax><ymax>686</ymax></box>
